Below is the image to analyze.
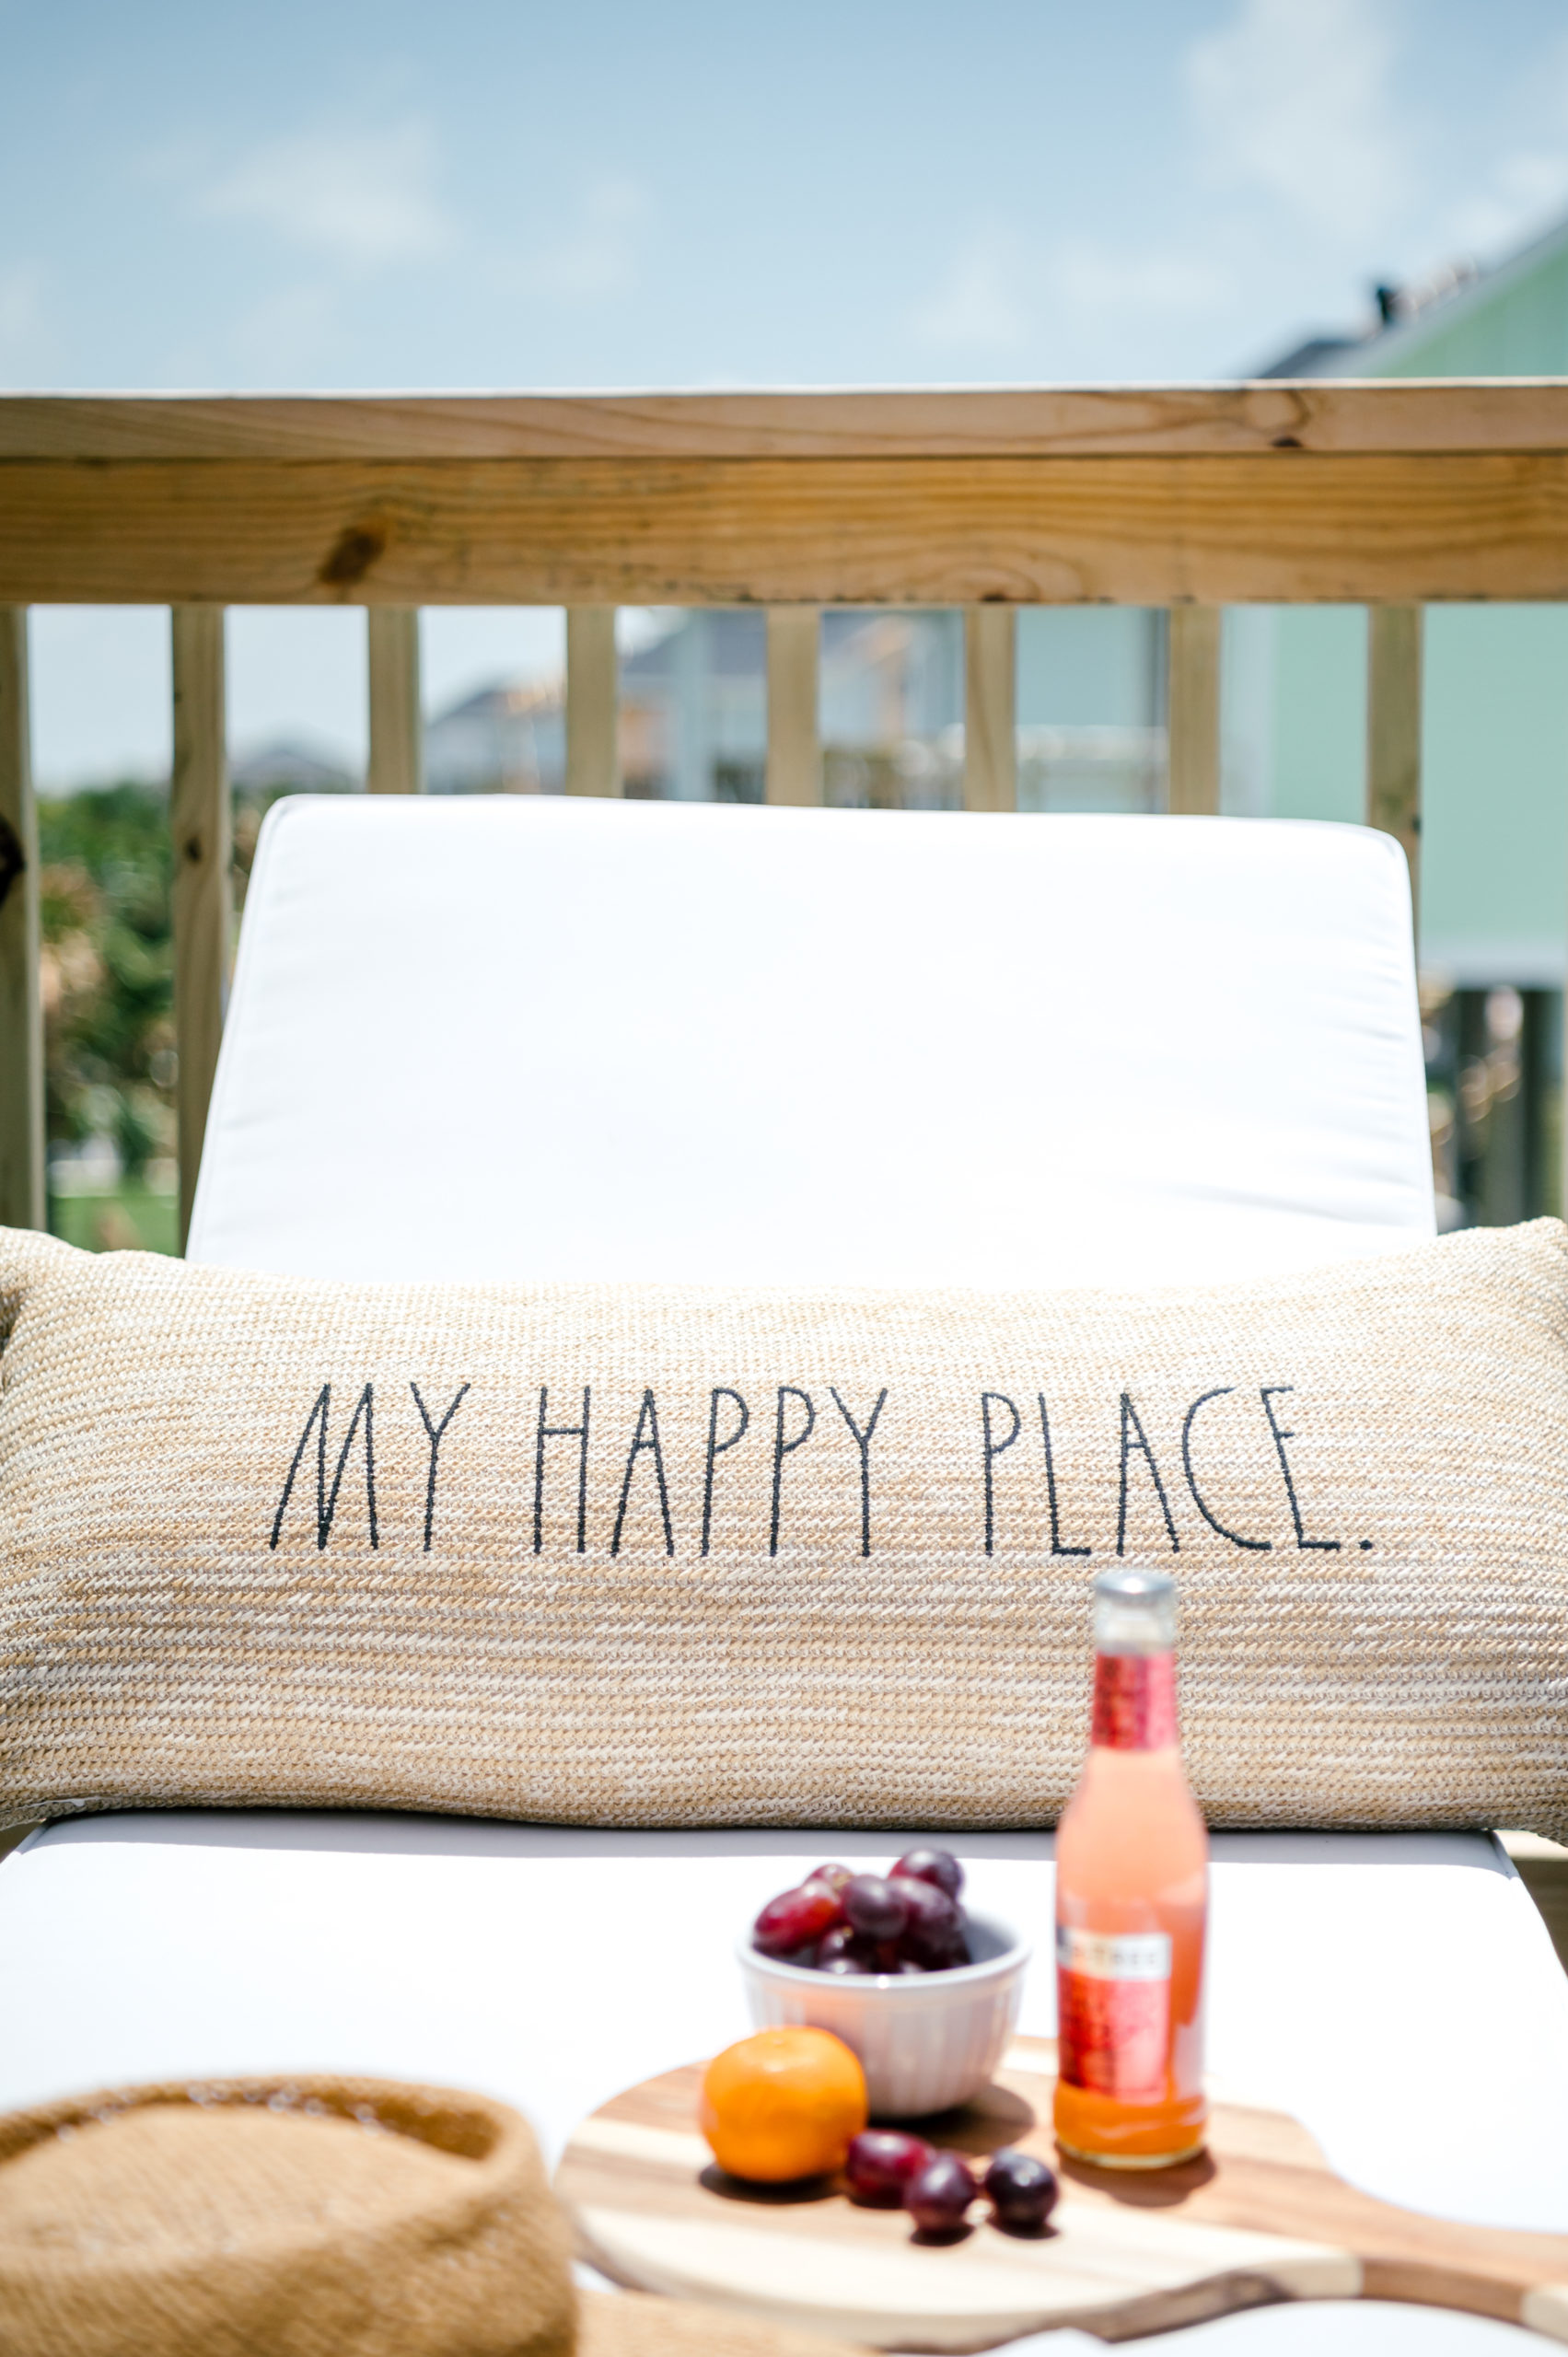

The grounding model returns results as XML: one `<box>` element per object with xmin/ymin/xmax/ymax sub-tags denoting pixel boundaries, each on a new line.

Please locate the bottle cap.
<box><xmin>1092</xmin><ymin>1565</ymin><xmax>1177</xmax><ymax>1655</ymax></box>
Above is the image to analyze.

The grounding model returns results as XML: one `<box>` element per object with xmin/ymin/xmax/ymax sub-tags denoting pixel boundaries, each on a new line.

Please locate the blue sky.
<box><xmin>9</xmin><ymin>0</ymin><xmax>1568</xmax><ymax>783</ymax></box>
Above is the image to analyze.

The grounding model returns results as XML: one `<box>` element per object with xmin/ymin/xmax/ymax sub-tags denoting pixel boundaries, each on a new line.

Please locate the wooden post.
<box><xmin>963</xmin><ymin>607</ymin><xmax>1016</xmax><ymax>812</ymax></box>
<box><xmin>0</xmin><ymin>608</ymin><xmax>43</xmax><ymax>1229</ymax></box>
<box><xmin>367</xmin><ymin>608</ymin><xmax>424</xmax><ymax>795</ymax></box>
<box><xmin>170</xmin><ymin>607</ymin><xmax>232</xmax><ymax>1250</ymax></box>
<box><xmin>765</xmin><ymin>609</ymin><xmax>821</xmax><ymax>806</ymax></box>
<box><xmin>1366</xmin><ymin>605</ymin><xmax>1423</xmax><ymax>936</ymax></box>
<box><xmin>1167</xmin><ymin>607</ymin><xmax>1222</xmax><ymax>815</ymax></box>
<box><xmin>566</xmin><ymin>607</ymin><xmax>620</xmax><ymax>796</ymax></box>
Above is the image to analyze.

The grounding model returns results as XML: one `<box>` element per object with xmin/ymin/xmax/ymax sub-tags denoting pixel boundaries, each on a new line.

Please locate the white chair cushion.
<box><xmin>189</xmin><ymin>800</ymin><xmax>1433</xmax><ymax>1288</ymax></box>
<box><xmin>11</xmin><ymin>1821</ymin><xmax>1564</xmax><ymax>2225</ymax></box>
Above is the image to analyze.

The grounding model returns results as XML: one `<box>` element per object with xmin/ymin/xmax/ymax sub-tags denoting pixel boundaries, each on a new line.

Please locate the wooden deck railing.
<box><xmin>4</xmin><ymin>379</ymin><xmax>1568</xmax><ymax>1244</ymax></box>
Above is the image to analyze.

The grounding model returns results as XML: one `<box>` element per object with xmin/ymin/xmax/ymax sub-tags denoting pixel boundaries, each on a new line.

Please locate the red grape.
<box><xmin>842</xmin><ymin>1875</ymin><xmax>909</xmax><ymax>1941</ymax></box>
<box><xmin>844</xmin><ymin>2130</ymin><xmax>935</xmax><ymax>2204</ymax></box>
<box><xmin>904</xmin><ymin>2152</ymin><xmax>977</xmax><ymax>2234</ymax></box>
<box><xmin>891</xmin><ymin>1875</ymin><xmax>961</xmax><ymax>1968</ymax></box>
<box><xmin>751</xmin><ymin>1854</ymin><xmax>974</xmax><ymax>1976</ymax></box>
<box><xmin>983</xmin><ymin>2148</ymin><xmax>1059</xmax><ymax>2233</ymax></box>
<box><xmin>816</xmin><ymin>1925</ymin><xmax>876</xmax><ymax>1973</ymax></box>
<box><xmin>892</xmin><ymin>1847</ymin><xmax>964</xmax><ymax>1900</ymax></box>
<box><xmin>752</xmin><ymin>1883</ymin><xmax>842</xmax><ymax>1956</ymax></box>
<box><xmin>797</xmin><ymin>1875</ymin><xmax>848</xmax><ymax>1928</ymax></box>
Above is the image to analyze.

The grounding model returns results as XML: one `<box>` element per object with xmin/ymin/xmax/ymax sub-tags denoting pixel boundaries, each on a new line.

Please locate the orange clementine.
<box><xmin>698</xmin><ymin>2026</ymin><xmax>868</xmax><ymax>2182</ymax></box>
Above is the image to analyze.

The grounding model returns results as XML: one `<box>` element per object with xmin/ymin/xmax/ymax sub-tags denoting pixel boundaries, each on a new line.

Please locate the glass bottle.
<box><xmin>1052</xmin><ymin>1565</ymin><xmax>1208</xmax><ymax>2168</ymax></box>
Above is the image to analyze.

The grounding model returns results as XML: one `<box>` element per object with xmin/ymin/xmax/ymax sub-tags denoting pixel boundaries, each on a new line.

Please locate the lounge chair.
<box><xmin>3</xmin><ymin>793</ymin><xmax>1564</xmax><ymax>2351</ymax></box>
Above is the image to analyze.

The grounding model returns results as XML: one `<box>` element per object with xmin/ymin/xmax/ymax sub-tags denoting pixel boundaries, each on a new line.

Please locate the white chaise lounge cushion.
<box><xmin>187</xmin><ymin>799</ymin><xmax>1434</xmax><ymax>1290</ymax></box>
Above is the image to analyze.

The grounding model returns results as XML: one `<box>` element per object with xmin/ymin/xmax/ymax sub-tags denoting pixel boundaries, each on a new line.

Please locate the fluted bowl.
<box><xmin>736</xmin><ymin>1911</ymin><xmax>1029</xmax><ymax>2119</ymax></box>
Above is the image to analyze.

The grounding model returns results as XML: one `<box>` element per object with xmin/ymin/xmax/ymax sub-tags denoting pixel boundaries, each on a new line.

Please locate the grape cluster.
<box><xmin>845</xmin><ymin>2131</ymin><xmax>1058</xmax><ymax>2236</ymax></box>
<box><xmin>750</xmin><ymin>1849</ymin><xmax>970</xmax><ymax>1976</ymax></box>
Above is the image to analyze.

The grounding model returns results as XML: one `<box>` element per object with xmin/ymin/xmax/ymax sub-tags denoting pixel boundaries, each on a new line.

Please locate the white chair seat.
<box><xmin>1</xmin><ymin>1817</ymin><xmax>1562</xmax><ymax>2353</ymax></box>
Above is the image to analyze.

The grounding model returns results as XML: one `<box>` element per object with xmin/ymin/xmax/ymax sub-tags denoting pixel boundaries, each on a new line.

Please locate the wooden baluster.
<box><xmin>170</xmin><ymin>606</ymin><xmax>233</xmax><ymax>1250</ymax></box>
<box><xmin>963</xmin><ymin>607</ymin><xmax>1016</xmax><ymax>812</ymax></box>
<box><xmin>566</xmin><ymin>607</ymin><xmax>621</xmax><ymax>796</ymax></box>
<box><xmin>366</xmin><ymin>609</ymin><xmax>424</xmax><ymax>795</ymax></box>
<box><xmin>1167</xmin><ymin>607</ymin><xmax>1222</xmax><ymax>815</ymax></box>
<box><xmin>0</xmin><ymin>608</ymin><xmax>43</xmax><ymax>1230</ymax></box>
<box><xmin>765</xmin><ymin>608</ymin><xmax>821</xmax><ymax>806</ymax></box>
<box><xmin>1365</xmin><ymin>605</ymin><xmax>1423</xmax><ymax>937</ymax></box>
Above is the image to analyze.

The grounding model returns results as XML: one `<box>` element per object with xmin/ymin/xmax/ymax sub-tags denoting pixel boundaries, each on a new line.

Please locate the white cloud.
<box><xmin>1444</xmin><ymin>148</ymin><xmax>1568</xmax><ymax>262</ymax></box>
<box><xmin>913</xmin><ymin>230</ymin><xmax>1028</xmax><ymax>350</ymax></box>
<box><xmin>1426</xmin><ymin>30</ymin><xmax>1568</xmax><ymax>267</ymax></box>
<box><xmin>531</xmin><ymin>177</ymin><xmax>648</xmax><ymax>302</ymax></box>
<box><xmin>227</xmin><ymin>281</ymin><xmax>341</xmax><ymax>384</ymax></box>
<box><xmin>1050</xmin><ymin>240</ymin><xmax>1232</xmax><ymax>319</ymax></box>
<box><xmin>912</xmin><ymin>226</ymin><xmax>1231</xmax><ymax>360</ymax></box>
<box><xmin>202</xmin><ymin>119</ymin><xmax>451</xmax><ymax>268</ymax></box>
<box><xmin>1186</xmin><ymin>0</ymin><xmax>1410</xmax><ymax>240</ymax></box>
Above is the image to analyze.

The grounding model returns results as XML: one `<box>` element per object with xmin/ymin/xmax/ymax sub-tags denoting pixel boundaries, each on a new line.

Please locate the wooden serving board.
<box><xmin>555</xmin><ymin>2038</ymin><xmax>1568</xmax><ymax>2351</ymax></box>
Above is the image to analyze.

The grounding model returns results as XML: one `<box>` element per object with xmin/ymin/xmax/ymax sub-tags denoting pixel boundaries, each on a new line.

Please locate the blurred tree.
<box><xmin>38</xmin><ymin>782</ymin><xmax>280</xmax><ymax>1191</ymax></box>
<box><xmin>38</xmin><ymin>784</ymin><xmax>175</xmax><ymax>1183</ymax></box>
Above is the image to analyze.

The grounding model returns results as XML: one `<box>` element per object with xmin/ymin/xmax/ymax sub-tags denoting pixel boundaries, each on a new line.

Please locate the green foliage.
<box><xmin>38</xmin><ymin>783</ymin><xmax>175</xmax><ymax>1182</ymax></box>
<box><xmin>37</xmin><ymin>781</ymin><xmax>276</xmax><ymax>1205</ymax></box>
<box><xmin>51</xmin><ymin>1186</ymin><xmax>180</xmax><ymax>1257</ymax></box>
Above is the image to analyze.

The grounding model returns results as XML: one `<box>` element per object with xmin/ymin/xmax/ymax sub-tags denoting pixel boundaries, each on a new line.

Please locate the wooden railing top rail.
<box><xmin>4</xmin><ymin>380</ymin><xmax>1568</xmax><ymax>607</ymax></box>
<box><xmin>6</xmin><ymin>381</ymin><xmax>1568</xmax><ymax>459</ymax></box>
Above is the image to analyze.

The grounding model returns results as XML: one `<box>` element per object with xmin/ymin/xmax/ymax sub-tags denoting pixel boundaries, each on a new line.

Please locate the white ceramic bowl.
<box><xmin>737</xmin><ymin>1911</ymin><xmax>1030</xmax><ymax>2119</ymax></box>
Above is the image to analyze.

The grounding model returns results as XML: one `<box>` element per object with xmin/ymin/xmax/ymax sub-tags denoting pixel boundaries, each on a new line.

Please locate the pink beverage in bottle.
<box><xmin>1053</xmin><ymin>1566</ymin><xmax>1208</xmax><ymax>2168</ymax></box>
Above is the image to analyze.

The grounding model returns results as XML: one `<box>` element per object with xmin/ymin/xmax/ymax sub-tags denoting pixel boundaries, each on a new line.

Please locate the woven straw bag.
<box><xmin>0</xmin><ymin>2074</ymin><xmax>573</xmax><ymax>2357</ymax></box>
<box><xmin>0</xmin><ymin>2073</ymin><xmax>859</xmax><ymax>2357</ymax></box>
<box><xmin>2</xmin><ymin>1220</ymin><xmax>1565</xmax><ymax>1838</ymax></box>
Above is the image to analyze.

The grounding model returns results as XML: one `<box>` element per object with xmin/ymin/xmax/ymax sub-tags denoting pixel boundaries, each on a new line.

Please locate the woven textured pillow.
<box><xmin>1</xmin><ymin>1221</ymin><xmax>1565</xmax><ymax>1838</ymax></box>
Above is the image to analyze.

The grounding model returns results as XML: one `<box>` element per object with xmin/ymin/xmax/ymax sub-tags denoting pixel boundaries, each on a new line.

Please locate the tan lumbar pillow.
<box><xmin>1</xmin><ymin>1221</ymin><xmax>1565</xmax><ymax>1838</ymax></box>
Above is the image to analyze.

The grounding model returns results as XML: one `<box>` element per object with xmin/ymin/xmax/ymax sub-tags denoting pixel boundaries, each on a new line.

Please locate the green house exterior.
<box><xmin>1233</xmin><ymin>217</ymin><xmax>1568</xmax><ymax>989</ymax></box>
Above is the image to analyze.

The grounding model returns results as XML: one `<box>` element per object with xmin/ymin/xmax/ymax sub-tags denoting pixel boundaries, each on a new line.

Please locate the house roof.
<box><xmin>1255</xmin><ymin>206</ymin><xmax>1568</xmax><ymax>379</ymax></box>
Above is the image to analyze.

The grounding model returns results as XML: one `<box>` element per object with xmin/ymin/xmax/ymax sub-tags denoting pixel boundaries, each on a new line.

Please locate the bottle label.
<box><xmin>1090</xmin><ymin>1652</ymin><xmax>1178</xmax><ymax>1750</ymax></box>
<box><xmin>1056</xmin><ymin>1925</ymin><xmax>1172</xmax><ymax>2099</ymax></box>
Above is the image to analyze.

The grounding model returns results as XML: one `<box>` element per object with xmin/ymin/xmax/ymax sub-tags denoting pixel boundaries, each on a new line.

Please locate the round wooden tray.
<box><xmin>555</xmin><ymin>2036</ymin><xmax>1568</xmax><ymax>2351</ymax></box>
